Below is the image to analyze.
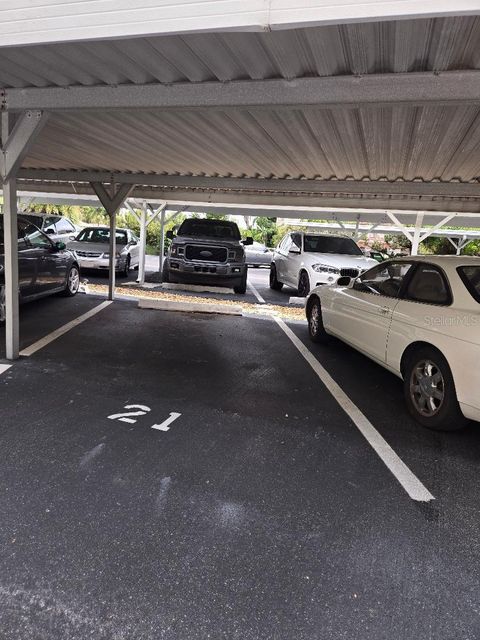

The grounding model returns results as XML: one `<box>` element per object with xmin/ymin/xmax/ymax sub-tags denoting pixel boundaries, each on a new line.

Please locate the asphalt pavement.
<box><xmin>0</xmin><ymin>293</ymin><xmax>480</xmax><ymax>639</ymax></box>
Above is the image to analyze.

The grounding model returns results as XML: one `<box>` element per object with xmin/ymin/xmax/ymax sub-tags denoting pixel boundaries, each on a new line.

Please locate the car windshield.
<box><xmin>76</xmin><ymin>228</ymin><xmax>128</xmax><ymax>245</ymax></box>
<box><xmin>457</xmin><ymin>266</ymin><xmax>480</xmax><ymax>303</ymax></box>
<box><xmin>177</xmin><ymin>219</ymin><xmax>241</xmax><ymax>240</ymax></box>
<box><xmin>303</xmin><ymin>235</ymin><xmax>363</xmax><ymax>255</ymax></box>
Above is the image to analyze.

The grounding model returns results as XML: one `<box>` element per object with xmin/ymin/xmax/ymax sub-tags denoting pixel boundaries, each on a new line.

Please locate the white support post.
<box><xmin>458</xmin><ymin>236</ymin><xmax>473</xmax><ymax>253</ymax></box>
<box><xmin>353</xmin><ymin>215</ymin><xmax>360</xmax><ymax>240</ymax></box>
<box><xmin>1</xmin><ymin>110</ymin><xmax>48</xmax><ymax>360</ymax></box>
<box><xmin>385</xmin><ymin>212</ymin><xmax>415</xmax><ymax>250</ymax></box>
<box><xmin>138</xmin><ymin>201</ymin><xmax>148</xmax><ymax>285</ymax></box>
<box><xmin>446</xmin><ymin>237</ymin><xmax>460</xmax><ymax>253</ymax></box>
<box><xmin>418</xmin><ymin>214</ymin><xmax>456</xmax><ymax>244</ymax></box>
<box><xmin>159</xmin><ymin>208</ymin><xmax>166</xmax><ymax>279</ymax></box>
<box><xmin>3</xmin><ymin>179</ymin><xmax>19</xmax><ymax>359</ymax></box>
<box><xmin>90</xmin><ymin>181</ymin><xmax>135</xmax><ymax>301</ymax></box>
<box><xmin>411</xmin><ymin>212</ymin><xmax>425</xmax><ymax>256</ymax></box>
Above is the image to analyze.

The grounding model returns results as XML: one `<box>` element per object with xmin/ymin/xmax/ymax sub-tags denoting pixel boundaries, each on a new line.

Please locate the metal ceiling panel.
<box><xmin>0</xmin><ymin>16</ymin><xmax>479</xmax><ymax>89</ymax></box>
<box><xmin>22</xmin><ymin>104</ymin><xmax>480</xmax><ymax>183</ymax></box>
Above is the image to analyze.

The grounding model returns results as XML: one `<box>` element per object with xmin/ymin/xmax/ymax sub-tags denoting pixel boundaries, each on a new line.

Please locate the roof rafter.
<box><xmin>4</xmin><ymin>71</ymin><xmax>480</xmax><ymax>112</ymax></box>
<box><xmin>16</xmin><ymin>169</ymin><xmax>480</xmax><ymax>198</ymax></box>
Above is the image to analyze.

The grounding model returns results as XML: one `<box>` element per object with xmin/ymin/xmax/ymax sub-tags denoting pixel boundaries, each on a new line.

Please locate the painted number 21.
<box><xmin>108</xmin><ymin>404</ymin><xmax>181</xmax><ymax>432</ymax></box>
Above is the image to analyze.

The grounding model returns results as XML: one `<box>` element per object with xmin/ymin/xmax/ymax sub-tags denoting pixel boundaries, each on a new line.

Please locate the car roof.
<box><xmin>291</xmin><ymin>231</ymin><xmax>352</xmax><ymax>239</ymax></box>
<box><xmin>82</xmin><ymin>226</ymin><xmax>129</xmax><ymax>232</ymax></box>
<box><xmin>394</xmin><ymin>255</ymin><xmax>480</xmax><ymax>267</ymax></box>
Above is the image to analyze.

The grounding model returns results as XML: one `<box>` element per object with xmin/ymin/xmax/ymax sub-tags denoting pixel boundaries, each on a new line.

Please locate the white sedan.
<box><xmin>68</xmin><ymin>226</ymin><xmax>140</xmax><ymax>276</ymax></box>
<box><xmin>306</xmin><ymin>256</ymin><xmax>480</xmax><ymax>431</ymax></box>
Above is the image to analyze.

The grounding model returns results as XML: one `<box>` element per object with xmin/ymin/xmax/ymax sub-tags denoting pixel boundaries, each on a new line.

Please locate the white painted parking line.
<box><xmin>0</xmin><ymin>364</ymin><xmax>12</xmax><ymax>376</ymax></box>
<box><xmin>274</xmin><ymin>316</ymin><xmax>434</xmax><ymax>503</ymax></box>
<box><xmin>248</xmin><ymin>280</ymin><xmax>266</xmax><ymax>303</ymax></box>
<box><xmin>151</xmin><ymin>412</ymin><xmax>182</xmax><ymax>432</ymax></box>
<box><xmin>20</xmin><ymin>301</ymin><xmax>113</xmax><ymax>357</ymax></box>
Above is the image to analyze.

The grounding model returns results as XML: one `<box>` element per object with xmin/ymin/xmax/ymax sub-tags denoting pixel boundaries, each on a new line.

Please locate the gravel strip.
<box><xmin>87</xmin><ymin>284</ymin><xmax>306</xmax><ymax>321</ymax></box>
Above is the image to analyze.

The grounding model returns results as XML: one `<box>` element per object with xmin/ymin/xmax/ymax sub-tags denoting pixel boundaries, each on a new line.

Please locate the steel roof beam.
<box><xmin>16</xmin><ymin>169</ymin><xmax>480</xmax><ymax>199</ymax></box>
<box><xmin>3</xmin><ymin>71</ymin><xmax>480</xmax><ymax>112</ymax></box>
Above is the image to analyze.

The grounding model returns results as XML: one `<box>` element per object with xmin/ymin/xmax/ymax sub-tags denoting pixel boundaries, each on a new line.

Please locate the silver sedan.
<box><xmin>68</xmin><ymin>226</ymin><xmax>140</xmax><ymax>276</ymax></box>
<box><xmin>245</xmin><ymin>241</ymin><xmax>273</xmax><ymax>268</ymax></box>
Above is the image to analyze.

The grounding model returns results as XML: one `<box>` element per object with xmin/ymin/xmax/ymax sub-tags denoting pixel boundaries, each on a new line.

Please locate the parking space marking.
<box><xmin>248</xmin><ymin>280</ymin><xmax>266</xmax><ymax>304</ymax></box>
<box><xmin>151</xmin><ymin>412</ymin><xmax>182</xmax><ymax>432</ymax></box>
<box><xmin>274</xmin><ymin>316</ymin><xmax>435</xmax><ymax>503</ymax></box>
<box><xmin>0</xmin><ymin>364</ymin><xmax>12</xmax><ymax>376</ymax></box>
<box><xmin>20</xmin><ymin>301</ymin><xmax>113</xmax><ymax>357</ymax></box>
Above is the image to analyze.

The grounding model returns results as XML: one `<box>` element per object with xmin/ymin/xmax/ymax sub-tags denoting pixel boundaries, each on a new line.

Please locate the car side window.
<box><xmin>56</xmin><ymin>217</ymin><xmax>75</xmax><ymax>234</ymax></box>
<box><xmin>291</xmin><ymin>233</ymin><xmax>302</xmax><ymax>249</ymax></box>
<box><xmin>404</xmin><ymin>264</ymin><xmax>452</xmax><ymax>306</ymax></box>
<box><xmin>282</xmin><ymin>235</ymin><xmax>293</xmax><ymax>252</ymax></box>
<box><xmin>17</xmin><ymin>222</ymin><xmax>29</xmax><ymax>250</ymax></box>
<box><xmin>24</xmin><ymin>224</ymin><xmax>53</xmax><ymax>250</ymax></box>
<box><xmin>354</xmin><ymin>262</ymin><xmax>414</xmax><ymax>298</ymax></box>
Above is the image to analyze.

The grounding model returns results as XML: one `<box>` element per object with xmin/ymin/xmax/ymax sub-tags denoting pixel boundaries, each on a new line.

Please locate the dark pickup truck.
<box><xmin>162</xmin><ymin>218</ymin><xmax>252</xmax><ymax>294</ymax></box>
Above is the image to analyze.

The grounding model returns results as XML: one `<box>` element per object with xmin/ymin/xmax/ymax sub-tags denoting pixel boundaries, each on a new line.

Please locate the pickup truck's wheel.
<box><xmin>306</xmin><ymin>296</ymin><xmax>329</xmax><ymax>343</ymax></box>
<box><xmin>403</xmin><ymin>346</ymin><xmax>467</xmax><ymax>431</ymax></box>
<box><xmin>269</xmin><ymin>264</ymin><xmax>283</xmax><ymax>290</ymax></box>
<box><xmin>119</xmin><ymin>255</ymin><xmax>130</xmax><ymax>277</ymax></box>
<box><xmin>298</xmin><ymin>270</ymin><xmax>310</xmax><ymax>297</ymax></box>
<box><xmin>234</xmin><ymin>273</ymin><xmax>247</xmax><ymax>294</ymax></box>
<box><xmin>60</xmin><ymin>265</ymin><xmax>80</xmax><ymax>297</ymax></box>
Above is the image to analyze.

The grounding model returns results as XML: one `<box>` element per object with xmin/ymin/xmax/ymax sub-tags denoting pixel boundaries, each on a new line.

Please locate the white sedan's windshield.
<box><xmin>76</xmin><ymin>228</ymin><xmax>128</xmax><ymax>245</ymax></box>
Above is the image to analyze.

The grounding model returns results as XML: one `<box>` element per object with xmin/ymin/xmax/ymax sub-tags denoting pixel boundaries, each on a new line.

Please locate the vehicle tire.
<box><xmin>403</xmin><ymin>346</ymin><xmax>467</xmax><ymax>431</ymax></box>
<box><xmin>161</xmin><ymin>260</ymin><xmax>170</xmax><ymax>283</ymax></box>
<box><xmin>306</xmin><ymin>296</ymin><xmax>329</xmax><ymax>343</ymax></box>
<box><xmin>298</xmin><ymin>270</ymin><xmax>310</xmax><ymax>297</ymax></box>
<box><xmin>269</xmin><ymin>264</ymin><xmax>283</xmax><ymax>290</ymax></box>
<box><xmin>234</xmin><ymin>273</ymin><xmax>247</xmax><ymax>295</ymax></box>
<box><xmin>60</xmin><ymin>265</ymin><xmax>80</xmax><ymax>297</ymax></box>
<box><xmin>120</xmin><ymin>255</ymin><xmax>131</xmax><ymax>278</ymax></box>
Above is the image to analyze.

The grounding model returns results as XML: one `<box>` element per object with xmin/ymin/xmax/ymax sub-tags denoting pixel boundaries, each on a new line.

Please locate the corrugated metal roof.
<box><xmin>22</xmin><ymin>104</ymin><xmax>480</xmax><ymax>182</ymax></box>
<box><xmin>3</xmin><ymin>16</ymin><xmax>480</xmax><ymax>215</ymax></box>
<box><xmin>1</xmin><ymin>16</ymin><xmax>479</xmax><ymax>89</ymax></box>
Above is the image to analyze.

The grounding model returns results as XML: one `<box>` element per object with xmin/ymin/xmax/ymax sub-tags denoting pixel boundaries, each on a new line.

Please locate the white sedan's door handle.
<box><xmin>379</xmin><ymin>306</ymin><xmax>391</xmax><ymax>315</ymax></box>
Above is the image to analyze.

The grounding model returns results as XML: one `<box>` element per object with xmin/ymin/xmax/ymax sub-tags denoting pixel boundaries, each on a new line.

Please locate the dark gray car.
<box><xmin>0</xmin><ymin>216</ymin><xmax>80</xmax><ymax>321</ymax></box>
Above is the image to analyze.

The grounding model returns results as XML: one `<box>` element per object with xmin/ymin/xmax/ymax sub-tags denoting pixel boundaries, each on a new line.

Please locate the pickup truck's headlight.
<box><xmin>171</xmin><ymin>245</ymin><xmax>178</xmax><ymax>256</ymax></box>
<box><xmin>312</xmin><ymin>263</ymin><xmax>341</xmax><ymax>274</ymax></box>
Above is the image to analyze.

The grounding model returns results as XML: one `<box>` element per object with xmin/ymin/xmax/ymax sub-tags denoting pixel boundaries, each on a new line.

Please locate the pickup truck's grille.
<box><xmin>185</xmin><ymin>245</ymin><xmax>228</xmax><ymax>263</ymax></box>
<box><xmin>76</xmin><ymin>250</ymin><xmax>103</xmax><ymax>258</ymax></box>
<box><xmin>340</xmin><ymin>268</ymin><xmax>360</xmax><ymax>278</ymax></box>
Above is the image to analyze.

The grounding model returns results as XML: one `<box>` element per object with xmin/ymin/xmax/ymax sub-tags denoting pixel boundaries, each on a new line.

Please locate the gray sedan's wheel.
<box><xmin>403</xmin><ymin>347</ymin><xmax>467</xmax><ymax>431</ymax></box>
<box><xmin>61</xmin><ymin>265</ymin><xmax>80</xmax><ymax>297</ymax></box>
<box><xmin>306</xmin><ymin>296</ymin><xmax>329</xmax><ymax>343</ymax></box>
<box><xmin>298</xmin><ymin>271</ymin><xmax>311</xmax><ymax>297</ymax></box>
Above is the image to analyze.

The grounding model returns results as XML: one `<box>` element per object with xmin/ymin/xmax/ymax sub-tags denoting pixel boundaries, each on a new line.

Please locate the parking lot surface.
<box><xmin>1</xmin><ymin>296</ymin><xmax>480</xmax><ymax>639</ymax></box>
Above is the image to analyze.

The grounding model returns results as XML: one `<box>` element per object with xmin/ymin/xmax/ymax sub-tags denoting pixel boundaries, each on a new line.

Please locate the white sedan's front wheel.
<box><xmin>306</xmin><ymin>296</ymin><xmax>329</xmax><ymax>343</ymax></box>
<box><xmin>403</xmin><ymin>347</ymin><xmax>467</xmax><ymax>431</ymax></box>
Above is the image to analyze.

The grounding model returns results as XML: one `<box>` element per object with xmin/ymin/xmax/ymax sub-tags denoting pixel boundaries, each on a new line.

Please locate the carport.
<box><xmin>2</xmin><ymin>5</ymin><xmax>480</xmax><ymax>637</ymax></box>
<box><xmin>1</xmin><ymin>0</ymin><xmax>480</xmax><ymax>361</ymax></box>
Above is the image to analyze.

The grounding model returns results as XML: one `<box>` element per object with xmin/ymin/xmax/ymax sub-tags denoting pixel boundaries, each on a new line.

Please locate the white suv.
<box><xmin>270</xmin><ymin>232</ymin><xmax>377</xmax><ymax>296</ymax></box>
